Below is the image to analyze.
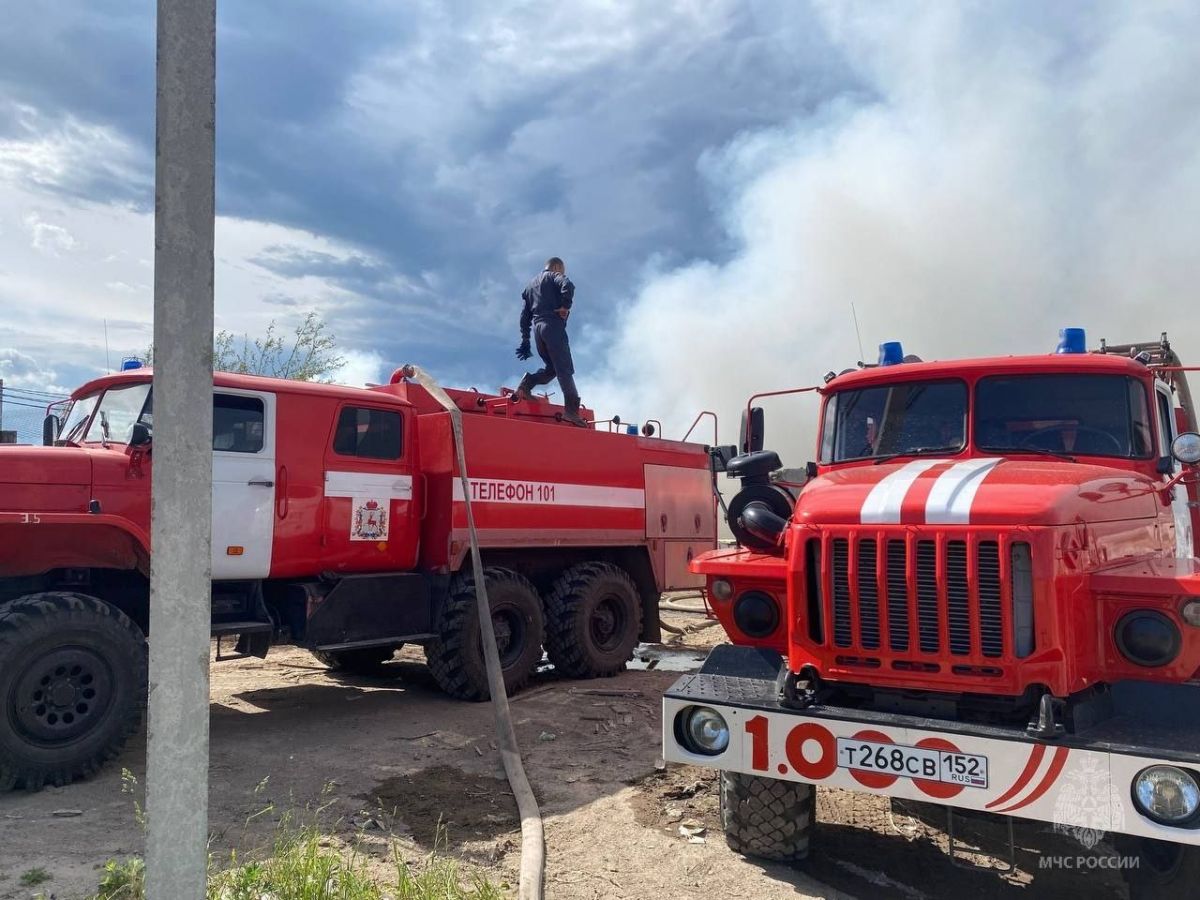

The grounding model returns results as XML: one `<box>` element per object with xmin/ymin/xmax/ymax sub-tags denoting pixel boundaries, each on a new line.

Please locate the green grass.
<box><xmin>95</xmin><ymin>858</ymin><xmax>143</xmax><ymax>899</ymax></box>
<box><xmin>93</xmin><ymin>826</ymin><xmax>503</xmax><ymax>900</ymax></box>
<box><xmin>21</xmin><ymin>867</ymin><xmax>51</xmax><ymax>887</ymax></box>
<box><xmin>96</xmin><ymin>773</ymin><xmax>503</xmax><ymax>899</ymax></box>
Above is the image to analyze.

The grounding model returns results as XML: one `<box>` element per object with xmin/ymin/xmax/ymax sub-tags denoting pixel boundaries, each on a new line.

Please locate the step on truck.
<box><xmin>0</xmin><ymin>365</ymin><xmax>717</xmax><ymax>790</ymax></box>
<box><xmin>662</xmin><ymin>331</ymin><xmax>1200</xmax><ymax>899</ymax></box>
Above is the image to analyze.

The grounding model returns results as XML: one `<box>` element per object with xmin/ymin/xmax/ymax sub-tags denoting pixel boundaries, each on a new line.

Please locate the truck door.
<box><xmin>1174</xmin><ymin>406</ymin><xmax>1200</xmax><ymax>556</ymax></box>
<box><xmin>211</xmin><ymin>390</ymin><xmax>277</xmax><ymax>579</ymax></box>
<box><xmin>321</xmin><ymin>403</ymin><xmax>420</xmax><ymax>573</ymax></box>
<box><xmin>1158</xmin><ymin>385</ymin><xmax>1195</xmax><ymax>557</ymax></box>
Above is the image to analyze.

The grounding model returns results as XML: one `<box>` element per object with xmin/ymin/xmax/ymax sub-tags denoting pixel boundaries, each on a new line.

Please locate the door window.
<box><xmin>213</xmin><ymin>394</ymin><xmax>265</xmax><ymax>453</ymax></box>
<box><xmin>332</xmin><ymin>407</ymin><xmax>402</xmax><ymax>460</ymax></box>
<box><xmin>1156</xmin><ymin>388</ymin><xmax>1176</xmax><ymax>456</ymax></box>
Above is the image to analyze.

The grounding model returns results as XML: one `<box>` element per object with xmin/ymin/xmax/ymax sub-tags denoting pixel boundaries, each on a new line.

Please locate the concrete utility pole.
<box><xmin>145</xmin><ymin>0</ymin><xmax>216</xmax><ymax>897</ymax></box>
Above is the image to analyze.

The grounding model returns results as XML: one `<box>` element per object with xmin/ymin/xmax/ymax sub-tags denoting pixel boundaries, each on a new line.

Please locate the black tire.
<box><xmin>0</xmin><ymin>592</ymin><xmax>147</xmax><ymax>791</ymax></box>
<box><xmin>720</xmin><ymin>771</ymin><xmax>814</xmax><ymax>863</ymax></box>
<box><xmin>311</xmin><ymin>645</ymin><xmax>401</xmax><ymax>675</ymax></box>
<box><xmin>424</xmin><ymin>568</ymin><xmax>544</xmax><ymax>702</ymax></box>
<box><xmin>1121</xmin><ymin>837</ymin><xmax>1200</xmax><ymax>900</ymax></box>
<box><xmin>544</xmin><ymin>562</ymin><xmax>642</xmax><ymax>678</ymax></box>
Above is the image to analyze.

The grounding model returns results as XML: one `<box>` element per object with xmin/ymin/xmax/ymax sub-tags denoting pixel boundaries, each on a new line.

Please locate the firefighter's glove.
<box><xmin>515</xmin><ymin>340</ymin><xmax>532</xmax><ymax>361</ymax></box>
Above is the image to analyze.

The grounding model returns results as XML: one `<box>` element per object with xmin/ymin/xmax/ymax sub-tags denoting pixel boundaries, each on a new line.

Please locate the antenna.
<box><xmin>104</xmin><ymin>319</ymin><xmax>111</xmax><ymax>372</ymax></box>
<box><xmin>850</xmin><ymin>302</ymin><xmax>865</xmax><ymax>361</ymax></box>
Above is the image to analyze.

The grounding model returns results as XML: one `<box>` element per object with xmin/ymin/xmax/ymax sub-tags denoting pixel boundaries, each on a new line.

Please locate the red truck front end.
<box><xmin>663</xmin><ymin>333</ymin><xmax>1200</xmax><ymax>898</ymax></box>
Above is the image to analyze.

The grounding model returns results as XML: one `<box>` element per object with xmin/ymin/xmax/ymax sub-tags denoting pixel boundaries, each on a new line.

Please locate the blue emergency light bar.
<box><xmin>1055</xmin><ymin>328</ymin><xmax>1086</xmax><ymax>354</ymax></box>
<box><xmin>878</xmin><ymin>341</ymin><xmax>905</xmax><ymax>366</ymax></box>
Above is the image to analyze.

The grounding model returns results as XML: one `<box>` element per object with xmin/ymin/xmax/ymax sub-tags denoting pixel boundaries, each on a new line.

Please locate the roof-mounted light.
<box><xmin>878</xmin><ymin>341</ymin><xmax>904</xmax><ymax>367</ymax></box>
<box><xmin>121</xmin><ymin>357</ymin><xmax>144</xmax><ymax>371</ymax></box>
<box><xmin>1055</xmin><ymin>327</ymin><xmax>1086</xmax><ymax>354</ymax></box>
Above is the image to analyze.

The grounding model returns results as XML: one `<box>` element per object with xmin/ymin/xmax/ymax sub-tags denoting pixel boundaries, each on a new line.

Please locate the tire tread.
<box><xmin>0</xmin><ymin>592</ymin><xmax>147</xmax><ymax>792</ymax></box>
<box><xmin>720</xmin><ymin>771</ymin><xmax>814</xmax><ymax>863</ymax></box>
<box><xmin>544</xmin><ymin>562</ymin><xmax>642</xmax><ymax>678</ymax></box>
<box><xmin>425</xmin><ymin>568</ymin><xmax>542</xmax><ymax>701</ymax></box>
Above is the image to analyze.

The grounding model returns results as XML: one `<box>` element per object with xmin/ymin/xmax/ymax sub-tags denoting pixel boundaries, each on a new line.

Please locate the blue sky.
<box><xmin>3</xmin><ymin>3</ymin><xmax>1200</xmax><ymax>453</ymax></box>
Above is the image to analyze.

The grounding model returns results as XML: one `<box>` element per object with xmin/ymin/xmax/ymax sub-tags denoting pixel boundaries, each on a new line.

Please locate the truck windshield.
<box><xmin>83</xmin><ymin>383</ymin><xmax>152</xmax><ymax>445</ymax></box>
<box><xmin>58</xmin><ymin>394</ymin><xmax>101</xmax><ymax>445</ymax></box>
<box><xmin>976</xmin><ymin>374</ymin><xmax>1153</xmax><ymax>459</ymax></box>
<box><xmin>821</xmin><ymin>380</ymin><xmax>967</xmax><ymax>463</ymax></box>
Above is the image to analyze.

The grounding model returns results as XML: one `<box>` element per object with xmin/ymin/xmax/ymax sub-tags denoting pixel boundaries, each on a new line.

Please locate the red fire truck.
<box><xmin>662</xmin><ymin>332</ymin><xmax>1200</xmax><ymax>898</ymax></box>
<box><xmin>0</xmin><ymin>367</ymin><xmax>716</xmax><ymax>790</ymax></box>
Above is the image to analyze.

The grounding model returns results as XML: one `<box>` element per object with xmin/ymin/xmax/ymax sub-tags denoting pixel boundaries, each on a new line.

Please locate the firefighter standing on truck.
<box><xmin>513</xmin><ymin>256</ymin><xmax>587</xmax><ymax>427</ymax></box>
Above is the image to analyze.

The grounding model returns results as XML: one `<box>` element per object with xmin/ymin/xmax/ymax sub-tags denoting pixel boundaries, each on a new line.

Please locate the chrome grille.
<box><xmin>857</xmin><ymin>539</ymin><xmax>881</xmax><ymax>651</ymax></box>
<box><xmin>832</xmin><ymin>539</ymin><xmax>852</xmax><ymax>647</ymax></box>
<box><xmin>885</xmin><ymin>540</ymin><xmax>910</xmax><ymax>652</ymax></box>
<box><xmin>916</xmin><ymin>540</ymin><xmax>939</xmax><ymax>653</ymax></box>
<box><xmin>821</xmin><ymin>532</ymin><xmax>1013</xmax><ymax>662</ymax></box>
<box><xmin>978</xmin><ymin>542</ymin><xmax>1004</xmax><ymax>658</ymax></box>
<box><xmin>947</xmin><ymin>541</ymin><xmax>970</xmax><ymax>656</ymax></box>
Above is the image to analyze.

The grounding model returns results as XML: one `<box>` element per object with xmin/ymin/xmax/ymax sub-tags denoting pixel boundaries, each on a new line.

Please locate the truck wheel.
<box><xmin>310</xmin><ymin>645</ymin><xmax>401</xmax><ymax>675</ymax></box>
<box><xmin>544</xmin><ymin>562</ymin><xmax>642</xmax><ymax>678</ymax></box>
<box><xmin>1122</xmin><ymin>838</ymin><xmax>1200</xmax><ymax>900</ymax></box>
<box><xmin>720</xmin><ymin>771</ymin><xmax>814</xmax><ymax>863</ymax></box>
<box><xmin>0</xmin><ymin>592</ymin><xmax>147</xmax><ymax>791</ymax></box>
<box><xmin>425</xmin><ymin>568</ymin><xmax>545</xmax><ymax>702</ymax></box>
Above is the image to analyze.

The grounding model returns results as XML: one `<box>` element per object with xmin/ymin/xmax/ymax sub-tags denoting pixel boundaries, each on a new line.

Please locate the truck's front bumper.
<box><xmin>663</xmin><ymin>646</ymin><xmax>1200</xmax><ymax>846</ymax></box>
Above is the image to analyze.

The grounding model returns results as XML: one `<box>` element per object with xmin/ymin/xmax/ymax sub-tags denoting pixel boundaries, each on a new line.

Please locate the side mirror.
<box><xmin>130</xmin><ymin>422</ymin><xmax>152</xmax><ymax>448</ymax></box>
<box><xmin>42</xmin><ymin>414</ymin><xmax>60</xmax><ymax>446</ymax></box>
<box><xmin>1172</xmin><ymin>432</ymin><xmax>1200</xmax><ymax>466</ymax></box>
<box><xmin>740</xmin><ymin>407</ymin><xmax>765</xmax><ymax>454</ymax></box>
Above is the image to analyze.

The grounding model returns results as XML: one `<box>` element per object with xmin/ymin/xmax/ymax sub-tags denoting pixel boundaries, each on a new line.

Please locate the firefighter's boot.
<box><xmin>562</xmin><ymin>398</ymin><xmax>588</xmax><ymax>428</ymax></box>
<box><xmin>511</xmin><ymin>374</ymin><xmax>536</xmax><ymax>403</ymax></box>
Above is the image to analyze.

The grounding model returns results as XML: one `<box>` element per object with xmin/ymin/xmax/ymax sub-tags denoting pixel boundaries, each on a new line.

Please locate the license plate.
<box><xmin>836</xmin><ymin>737</ymin><xmax>989</xmax><ymax>788</ymax></box>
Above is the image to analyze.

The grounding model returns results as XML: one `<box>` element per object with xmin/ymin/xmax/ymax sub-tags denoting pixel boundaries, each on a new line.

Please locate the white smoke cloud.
<box><xmin>335</xmin><ymin>348</ymin><xmax>386</xmax><ymax>387</ymax></box>
<box><xmin>591</xmin><ymin>3</ymin><xmax>1200</xmax><ymax>461</ymax></box>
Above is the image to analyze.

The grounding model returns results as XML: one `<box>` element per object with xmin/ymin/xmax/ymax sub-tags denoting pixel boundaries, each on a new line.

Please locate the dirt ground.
<box><xmin>0</xmin><ymin>610</ymin><xmax>1130</xmax><ymax>900</ymax></box>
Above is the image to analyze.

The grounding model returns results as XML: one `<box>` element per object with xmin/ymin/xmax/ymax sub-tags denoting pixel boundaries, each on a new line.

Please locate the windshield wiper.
<box><xmin>871</xmin><ymin>447</ymin><xmax>958</xmax><ymax>465</ymax></box>
<box><xmin>1011</xmin><ymin>445</ymin><xmax>1078</xmax><ymax>463</ymax></box>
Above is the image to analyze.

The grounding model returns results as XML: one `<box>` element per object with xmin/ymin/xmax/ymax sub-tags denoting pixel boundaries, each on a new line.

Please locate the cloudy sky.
<box><xmin>2</xmin><ymin>2</ymin><xmax>1199</xmax><ymax>455</ymax></box>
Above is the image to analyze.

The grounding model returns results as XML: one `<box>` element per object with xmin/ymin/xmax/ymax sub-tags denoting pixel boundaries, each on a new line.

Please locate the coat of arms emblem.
<box><xmin>351</xmin><ymin>499</ymin><xmax>389</xmax><ymax>542</ymax></box>
<box><xmin>1053</xmin><ymin>756</ymin><xmax>1124</xmax><ymax>850</ymax></box>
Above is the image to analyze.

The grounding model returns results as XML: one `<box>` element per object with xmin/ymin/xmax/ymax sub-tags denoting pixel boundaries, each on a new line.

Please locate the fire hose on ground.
<box><xmin>401</xmin><ymin>365</ymin><xmax>545</xmax><ymax>900</ymax></box>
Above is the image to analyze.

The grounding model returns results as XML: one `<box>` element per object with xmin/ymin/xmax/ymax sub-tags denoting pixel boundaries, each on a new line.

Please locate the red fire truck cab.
<box><xmin>0</xmin><ymin>366</ymin><xmax>716</xmax><ymax>791</ymax></box>
<box><xmin>663</xmin><ymin>332</ymin><xmax>1200</xmax><ymax>899</ymax></box>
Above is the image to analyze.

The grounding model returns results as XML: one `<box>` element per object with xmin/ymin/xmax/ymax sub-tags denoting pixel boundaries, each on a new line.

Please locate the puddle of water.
<box><xmin>534</xmin><ymin>644</ymin><xmax>707</xmax><ymax>674</ymax></box>
<box><xmin>628</xmin><ymin>643</ymin><xmax>707</xmax><ymax>672</ymax></box>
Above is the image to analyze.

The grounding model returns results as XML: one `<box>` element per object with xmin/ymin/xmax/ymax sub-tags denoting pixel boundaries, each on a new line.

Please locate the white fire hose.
<box><xmin>400</xmin><ymin>365</ymin><xmax>545</xmax><ymax>900</ymax></box>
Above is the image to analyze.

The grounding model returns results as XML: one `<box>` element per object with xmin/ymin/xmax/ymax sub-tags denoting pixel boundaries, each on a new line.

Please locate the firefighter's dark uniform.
<box><xmin>516</xmin><ymin>268</ymin><xmax>580</xmax><ymax>416</ymax></box>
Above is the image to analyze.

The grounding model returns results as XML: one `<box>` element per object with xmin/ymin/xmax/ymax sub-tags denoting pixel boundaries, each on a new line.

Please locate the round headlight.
<box><xmin>1183</xmin><ymin>600</ymin><xmax>1200</xmax><ymax>628</ymax></box>
<box><xmin>680</xmin><ymin>706</ymin><xmax>729</xmax><ymax>756</ymax></box>
<box><xmin>709</xmin><ymin>578</ymin><xmax>734</xmax><ymax>602</ymax></box>
<box><xmin>1115</xmin><ymin>610</ymin><xmax>1181</xmax><ymax>667</ymax></box>
<box><xmin>1133</xmin><ymin>766</ymin><xmax>1200</xmax><ymax>825</ymax></box>
<box><xmin>733</xmin><ymin>590</ymin><xmax>780</xmax><ymax>638</ymax></box>
<box><xmin>1173</xmin><ymin>432</ymin><xmax>1200</xmax><ymax>466</ymax></box>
